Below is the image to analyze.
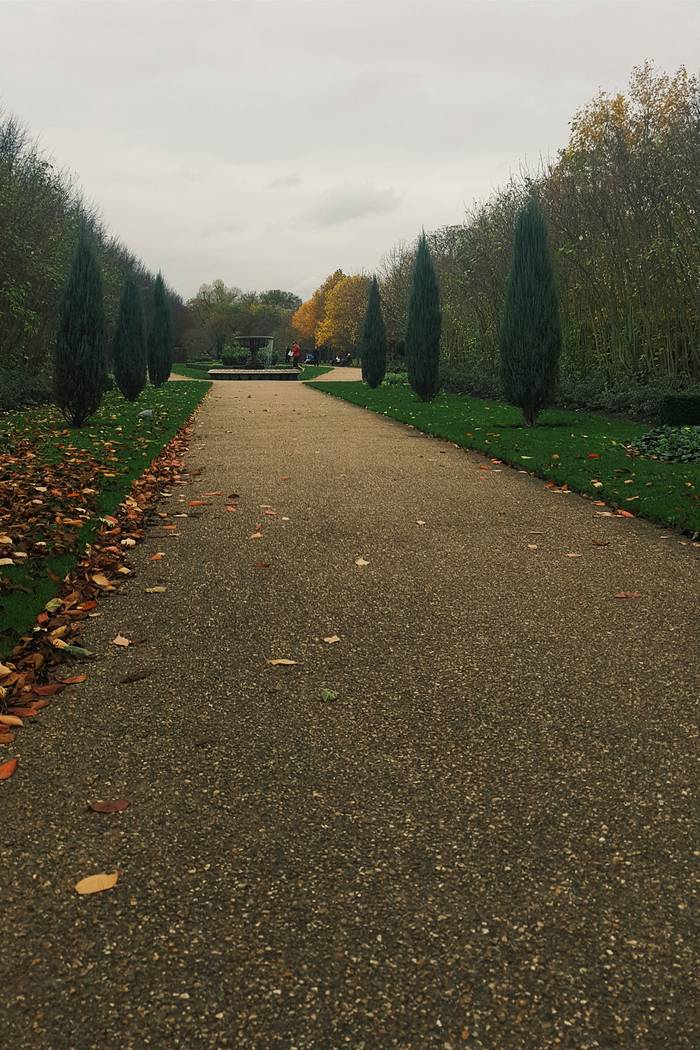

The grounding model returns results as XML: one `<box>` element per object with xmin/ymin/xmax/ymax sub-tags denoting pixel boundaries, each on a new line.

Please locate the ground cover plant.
<box><xmin>0</xmin><ymin>380</ymin><xmax>209</xmax><ymax>657</ymax></box>
<box><xmin>633</xmin><ymin>426</ymin><xmax>700</xmax><ymax>464</ymax></box>
<box><xmin>311</xmin><ymin>381</ymin><xmax>700</xmax><ymax>532</ymax></box>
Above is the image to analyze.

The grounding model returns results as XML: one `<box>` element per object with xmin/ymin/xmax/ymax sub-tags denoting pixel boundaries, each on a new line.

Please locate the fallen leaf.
<box><xmin>0</xmin><ymin>663</ymin><xmax>13</xmax><ymax>677</ymax></box>
<box><xmin>323</xmin><ymin>635</ymin><xmax>341</xmax><ymax>645</ymax></box>
<box><xmin>225</xmin><ymin>505</ymin><xmax>237</xmax><ymax>512</ymax></box>
<box><xmin>587</xmin><ymin>452</ymin><xmax>601</xmax><ymax>459</ymax></box>
<box><xmin>254</xmin><ymin>562</ymin><xmax>271</xmax><ymax>569</ymax></box>
<box><xmin>0</xmin><ymin>732</ymin><xmax>15</xmax><ymax>745</ymax></box>
<box><xmin>527</xmin><ymin>544</ymin><xmax>538</xmax><ymax>550</ymax></box>
<box><xmin>145</xmin><ymin>586</ymin><xmax>167</xmax><ymax>593</ymax></box>
<box><xmin>564</xmin><ymin>552</ymin><xmax>582</xmax><ymax>558</ymax></box>
<box><xmin>150</xmin><ymin>552</ymin><xmax>166</xmax><ymax>561</ymax></box>
<box><xmin>320</xmin><ymin>688</ymin><xmax>338</xmax><ymax>702</ymax></box>
<box><xmin>202</xmin><ymin>491</ymin><xmax>224</xmax><ymax>497</ymax></box>
<box><xmin>88</xmin><ymin>799</ymin><xmax>130</xmax><ymax>814</ymax></box>
<box><xmin>593</xmin><ymin>500</ymin><xmax>607</xmax><ymax>506</ymax></box>
<box><xmin>281</xmin><ymin>476</ymin><xmax>290</xmax><ymax>480</ymax></box>
<box><xmin>266</xmin><ymin>658</ymin><xmax>299</xmax><ymax>667</ymax></box>
<box><xmin>250</xmin><ymin>531</ymin><xmax>263</xmax><ymax>540</ymax></box>
<box><xmin>614</xmin><ymin>591</ymin><xmax>642</xmax><ymax>600</ymax></box>
<box><xmin>32</xmin><ymin>683</ymin><xmax>66</xmax><ymax>696</ymax></box>
<box><xmin>120</xmin><ymin>671</ymin><xmax>151</xmax><ymax>685</ymax></box>
<box><xmin>264</xmin><ymin>510</ymin><xmax>277</xmax><ymax>517</ymax></box>
<box><xmin>74</xmin><ymin>871</ymin><xmax>119</xmax><ymax>895</ymax></box>
<box><xmin>112</xmin><ymin>634</ymin><xmax>131</xmax><ymax>648</ymax></box>
<box><xmin>591</xmin><ymin>538</ymin><xmax>611</xmax><ymax>547</ymax></box>
<box><xmin>416</xmin><ymin>520</ymin><xmax>426</xmax><ymax>526</ymax></box>
<box><xmin>0</xmin><ymin>714</ymin><xmax>23</xmax><ymax>727</ymax></box>
<box><xmin>615</xmin><ymin>509</ymin><xmax>635</xmax><ymax>519</ymax></box>
<box><xmin>188</xmin><ymin>500</ymin><xmax>209</xmax><ymax>507</ymax></box>
<box><xmin>92</xmin><ymin>573</ymin><xmax>111</xmax><ymax>588</ymax></box>
<box><xmin>355</xmin><ymin>557</ymin><xmax>370</xmax><ymax>567</ymax></box>
<box><xmin>0</xmin><ymin>757</ymin><xmax>19</xmax><ymax>780</ymax></box>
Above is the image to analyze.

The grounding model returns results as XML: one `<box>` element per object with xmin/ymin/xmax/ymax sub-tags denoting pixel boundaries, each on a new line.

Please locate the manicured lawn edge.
<box><xmin>0</xmin><ymin>382</ymin><xmax>211</xmax><ymax>655</ymax></box>
<box><xmin>301</xmin><ymin>365</ymin><xmax>334</xmax><ymax>381</ymax></box>
<box><xmin>310</xmin><ymin>381</ymin><xmax>700</xmax><ymax>533</ymax></box>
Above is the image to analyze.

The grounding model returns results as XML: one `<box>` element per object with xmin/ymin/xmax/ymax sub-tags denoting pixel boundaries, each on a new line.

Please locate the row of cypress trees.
<box><xmin>360</xmin><ymin>195</ymin><xmax>561</xmax><ymax>427</ymax></box>
<box><xmin>54</xmin><ymin>226</ymin><xmax>173</xmax><ymax>427</ymax></box>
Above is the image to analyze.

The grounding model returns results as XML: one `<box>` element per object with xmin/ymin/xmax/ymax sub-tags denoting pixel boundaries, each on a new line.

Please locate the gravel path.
<box><xmin>3</xmin><ymin>379</ymin><xmax>698</xmax><ymax>1049</ymax></box>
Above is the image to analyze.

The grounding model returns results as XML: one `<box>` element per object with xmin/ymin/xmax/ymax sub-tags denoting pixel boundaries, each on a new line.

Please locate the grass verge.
<box><xmin>311</xmin><ymin>381</ymin><xmax>700</xmax><ymax>533</ymax></box>
<box><xmin>0</xmin><ymin>381</ymin><xmax>210</xmax><ymax>655</ymax></box>
<box><xmin>171</xmin><ymin>361</ymin><xmax>218</xmax><ymax>379</ymax></box>
<box><xmin>301</xmin><ymin>365</ymin><xmax>334</xmax><ymax>381</ymax></box>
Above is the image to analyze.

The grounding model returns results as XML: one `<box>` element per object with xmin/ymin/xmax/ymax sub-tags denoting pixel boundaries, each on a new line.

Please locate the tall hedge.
<box><xmin>360</xmin><ymin>277</ymin><xmax>387</xmax><ymax>388</ymax></box>
<box><xmin>500</xmin><ymin>195</ymin><xmax>562</xmax><ymax>426</ymax></box>
<box><xmin>54</xmin><ymin>226</ymin><xmax>106</xmax><ymax>427</ymax></box>
<box><xmin>405</xmin><ymin>233</ymin><xmax>441</xmax><ymax>401</ymax></box>
<box><xmin>148</xmin><ymin>273</ymin><xmax>173</xmax><ymax>387</ymax></box>
<box><xmin>113</xmin><ymin>273</ymin><xmax>147</xmax><ymax>401</ymax></box>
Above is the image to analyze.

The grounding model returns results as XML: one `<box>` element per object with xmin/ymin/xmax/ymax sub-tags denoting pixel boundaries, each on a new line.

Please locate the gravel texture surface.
<box><xmin>2</xmin><ymin>378</ymin><xmax>698</xmax><ymax>1049</ymax></box>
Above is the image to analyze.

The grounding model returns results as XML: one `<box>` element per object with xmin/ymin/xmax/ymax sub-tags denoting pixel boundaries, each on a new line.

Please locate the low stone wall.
<box><xmin>207</xmin><ymin>369</ymin><xmax>299</xmax><ymax>381</ymax></box>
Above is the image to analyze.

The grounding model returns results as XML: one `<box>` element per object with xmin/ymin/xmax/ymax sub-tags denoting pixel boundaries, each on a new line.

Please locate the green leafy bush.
<box><xmin>634</xmin><ymin>426</ymin><xmax>700</xmax><ymax>463</ymax></box>
<box><xmin>659</xmin><ymin>394</ymin><xmax>700</xmax><ymax>426</ymax></box>
<box><xmin>383</xmin><ymin>372</ymin><xmax>408</xmax><ymax>386</ymax></box>
<box><xmin>0</xmin><ymin>367</ymin><xmax>52</xmax><ymax>411</ymax></box>
<box><xmin>220</xmin><ymin>346</ymin><xmax>249</xmax><ymax>366</ymax></box>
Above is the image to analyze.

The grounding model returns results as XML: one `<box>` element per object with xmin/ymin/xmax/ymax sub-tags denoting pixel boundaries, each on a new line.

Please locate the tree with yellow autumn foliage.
<box><xmin>316</xmin><ymin>275</ymin><xmax>370</xmax><ymax>356</ymax></box>
<box><xmin>291</xmin><ymin>269</ymin><xmax>345</xmax><ymax>346</ymax></box>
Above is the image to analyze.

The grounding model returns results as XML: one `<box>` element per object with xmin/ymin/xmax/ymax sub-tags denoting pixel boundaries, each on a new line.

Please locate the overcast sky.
<box><xmin>2</xmin><ymin>1</ymin><xmax>698</xmax><ymax>300</ymax></box>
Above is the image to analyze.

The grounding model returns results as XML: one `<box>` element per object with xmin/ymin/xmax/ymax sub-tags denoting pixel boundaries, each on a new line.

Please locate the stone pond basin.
<box><xmin>207</xmin><ymin>368</ymin><xmax>299</xmax><ymax>381</ymax></box>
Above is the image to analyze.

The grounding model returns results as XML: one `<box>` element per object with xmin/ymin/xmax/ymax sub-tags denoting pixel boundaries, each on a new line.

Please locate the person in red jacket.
<box><xmin>291</xmin><ymin>342</ymin><xmax>302</xmax><ymax>368</ymax></box>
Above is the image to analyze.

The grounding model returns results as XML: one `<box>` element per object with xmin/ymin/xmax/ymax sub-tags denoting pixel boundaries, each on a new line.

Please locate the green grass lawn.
<box><xmin>0</xmin><ymin>381</ymin><xmax>210</xmax><ymax>654</ymax></box>
<box><xmin>312</xmin><ymin>381</ymin><xmax>700</xmax><ymax>533</ymax></box>
<box><xmin>301</xmin><ymin>365</ymin><xmax>334</xmax><ymax>381</ymax></box>
<box><xmin>171</xmin><ymin>361</ymin><xmax>219</xmax><ymax>379</ymax></box>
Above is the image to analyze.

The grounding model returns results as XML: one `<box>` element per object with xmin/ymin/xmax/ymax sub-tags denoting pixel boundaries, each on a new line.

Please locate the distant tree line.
<box><xmin>182</xmin><ymin>281</ymin><xmax>302</xmax><ymax>360</ymax></box>
<box><xmin>0</xmin><ymin>108</ymin><xmax>187</xmax><ymax>407</ymax></box>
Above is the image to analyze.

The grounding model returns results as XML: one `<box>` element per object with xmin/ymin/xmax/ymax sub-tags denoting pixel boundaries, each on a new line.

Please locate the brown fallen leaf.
<box><xmin>250</xmin><ymin>531</ymin><xmax>263</xmax><ymax>540</ymax></box>
<box><xmin>112</xmin><ymin>634</ymin><xmax>131</xmax><ymax>648</ymax></box>
<box><xmin>0</xmin><ymin>714</ymin><xmax>23</xmax><ymax>727</ymax></box>
<box><xmin>355</xmin><ymin>557</ymin><xmax>370</xmax><ymax>567</ymax></box>
<box><xmin>323</xmin><ymin>635</ymin><xmax>341</xmax><ymax>645</ymax></box>
<box><xmin>32</xmin><ymin>683</ymin><xmax>66</xmax><ymax>696</ymax></box>
<box><xmin>145</xmin><ymin>586</ymin><xmax>167</xmax><ymax>593</ymax></box>
<box><xmin>74</xmin><ymin>871</ymin><xmax>119</xmax><ymax>895</ymax></box>
<box><xmin>264</xmin><ymin>510</ymin><xmax>277</xmax><ymax>517</ymax></box>
<box><xmin>0</xmin><ymin>732</ymin><xmax>15</xmax><ymax>745</ymax></box>
<box><xmin>614</xmin><ymin>591</ymin><xmax>642</xmax><ymax>600</ymax></box>
<box><xmin>202</xmin><ymin>491</ymin><xmax>224</xmax><ymax>497</ymax></box>
<box><xmin>188</xmin><ymin>499</ymin><xmax>210</xmax><ymax>507</ymax></box>
<box><xmin>564</xmin><ymin>552</ymin><xmax>582</xmax><ymax>558</ymax></box>
<box><xmin>225</xmin><ymin>505</ymin><xmax>237</xmax><ymax>512</ymax></box>
<box><xmin>88</xmin><ymin>799</ymin><xmax>130</xmax><ymax>814</ymax></box>
<box><xmin>0</xmin><ymin>757</ymin><xmax>19</xmax><ymax>780</ymax></box>
<box><xmin>254</xmin><ymin>562</ymin><xmax>271</xmax><ymax>569</ymax></box>
<box><xmin>92</xmin><ymin>573</ymin><xmax>111</xmax><ymax>588</ymax></box>
<box><xmin>150</xmin><ymin>552</ymin><xmax>166</xmax><ymax>561</ymax></box>
<box><xmin>615</xmin><ymin>509</ymin><xmax>635</xmax><ymax>519</ymax></box>
<box><xmin>527</xmin><ymin>544</ymin><xmax>538</xmax><ymax>550</ymax></box>
<box><xmin>266</xmin><ymin>658</ymin><xmax>299</xmax><ymax>667</ymax></box>
<box><xmin>281</xmin><ymin>475</ymin><xmax>290</xmax><ymax>480</ymax></box>
<box><xmin>416</xmin><ymin>519</ymin><xmax>426</xmax><ymax>526</ymax></box>
<box><xmin>591</xmin><ymin>538</ymin><xmax>611</xmax><ymax>547</ymax></box>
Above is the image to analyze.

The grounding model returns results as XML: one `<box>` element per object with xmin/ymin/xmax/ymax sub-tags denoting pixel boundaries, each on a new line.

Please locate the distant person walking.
<box><xmin>291</xmin><ymin>342</ymin><xmax>302</xmax><ymax>368</ymax></box>
<box><xmin>285</xmin><ymin>345</ymin><xmax>292</xmax><ymax>365</ymax></box>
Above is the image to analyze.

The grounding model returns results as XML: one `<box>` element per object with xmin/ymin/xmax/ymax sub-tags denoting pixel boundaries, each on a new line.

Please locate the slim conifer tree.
<box><xmin>500</xmin><ymin>195</ymin><xmax>562</xmax><ymax>426</ymax></box>
<box><xmin>360</xmin><ymin>276</ymin><xmax>387</xmax><ymax>388</ymax></box>
<box><xmin>148</xmin><ymin>273</ymin><xmax>173</xmax><ymax>387</ymax></box>
<box><xmin>405</xmin><ymin>233</ymin><xmax>441</xmax><ymax>401</ymax></box>
<box><xmin>113</xmin><ymin>273</ymin><xmax>147</xmax><ymax>401</ymax></box>
<box><xmin>54</xmin><ymin>225</ymin><xmax>106</xmax><ymax>427</ymax></box>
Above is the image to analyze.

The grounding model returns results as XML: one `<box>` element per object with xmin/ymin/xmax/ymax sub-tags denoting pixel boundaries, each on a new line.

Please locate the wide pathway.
<box><xmin>4</xmin><ymin>378</ymin><xmax>698</xmax><ymax>1049</ymax></box>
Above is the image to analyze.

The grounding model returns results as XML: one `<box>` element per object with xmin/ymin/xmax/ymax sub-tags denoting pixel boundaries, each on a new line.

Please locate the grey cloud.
<box><xmin>309</xmin><ymin>185</ymin><xmax>402</xmax><ymax>227</ymax></box>
<box><xmin>268</xmin><ymin>174</ymin><xmax>302</xmax><ymax>189</ymax></box>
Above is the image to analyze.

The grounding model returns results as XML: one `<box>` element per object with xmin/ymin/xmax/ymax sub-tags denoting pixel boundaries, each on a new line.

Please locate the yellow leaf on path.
<box><xmin>0</xmin><ymin>663</ymin><xmax>14</xmax><ymax>677</ymax></box>
<box><xmin>527</xmin><ymin>544</ymin><xmax>538</xmax><ymax>551</ymax></box>
<box><xmin>250</xmin><ymin>532</ymin><xmax>263</xmax><ymax>540</ymax></box>
<box><xmin>355</xmin><ymin>557</ymin><xmax>370</xmax><ymax>567</ymax></box>
<box><xmin>92</xmin><ymin>573</ymin><xmax>111</xmax><ymax>588</ymax></box>
<box><xmin>266</xmin><ymin>659</ymin><xmax>299</xmax><ymax>667</ymax></box>
<box><xmin>416</xmin><ymin>520</ymin><xmax>426</xmax><ymax>526</ymax></box>
<box><xmin>75</xmin><ymin>871</ymin><xmax>119</xmax><ymax>895</ymax></box>
<box><xmin>150</xmin><ymin>552</ymin><xmax>166</xmax><ymax>561</ymax></box>
<box><xmin>112</xmin><ymin>634</ymin><xmax>131</xmax><ymax>648</ymax></box>
<box><xmin>564</xmin><ymin>552</ymin><xmax>582</xmax><ymax>558</ymax></box>
<box><xmin>323</xmin><ymin>635</ymin><xmax>341</xmax><ymax>645</ymax></box>
<box><xmin>145</xmin><ymin>586</ymin><xmax>167</xmax><ymax>593</ymax></box>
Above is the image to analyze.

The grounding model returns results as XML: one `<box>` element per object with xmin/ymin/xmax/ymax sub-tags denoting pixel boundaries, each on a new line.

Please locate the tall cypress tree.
<box><xmin>500</xmin><ymin>195</ymin><xmax>562</xmax><ymax>426</ymax></box>
<box><xmin>54</xmin><ymin>225</ymin><xmax>106</xmax><ymax>427</ymax></box>
<box><xmin>113</xmin><ymin>273</ymin><xmax>147</xmax><ymax>401</ymax></box>
<box><xmin>405</xmin><ymin>233</ymin><xmax>441</xmax><ymax>402</ymax></box>
<box><xmin>148</xmin><ymin>273</ymin><xmax>173</xmax><ymax>387</ymax></box>
<box><xmin>360</xmin><ymin>276</ymin><xmax>387</xmax><ymax>388</ymax></box>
